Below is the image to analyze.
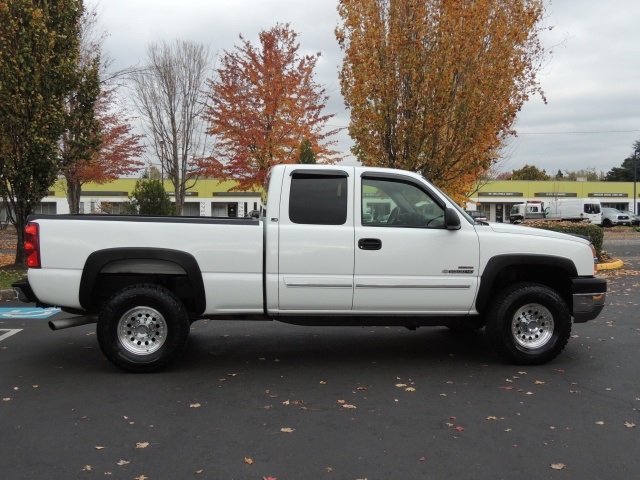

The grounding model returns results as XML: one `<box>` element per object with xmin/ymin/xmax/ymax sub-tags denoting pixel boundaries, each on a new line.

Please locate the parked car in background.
<box><xmin>601</xmin><ymin>208</ymin><xmax>631</xmax><ymax>227</ymax></box>
<box><xmin>465</xmin><ymin>210</ymin><xmax>488</xmax><ymax>222</ymax></box>
<box><xmin>619</xmin><ymin>210</ymin><xmax>640</xmax><ymax>226</ymax></box>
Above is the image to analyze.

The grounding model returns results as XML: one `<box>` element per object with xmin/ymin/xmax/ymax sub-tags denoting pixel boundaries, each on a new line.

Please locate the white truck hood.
<box><xmin>484</xmin><ymin>222</ymin><xmax>591</xmax><ymax>245</ymax></box>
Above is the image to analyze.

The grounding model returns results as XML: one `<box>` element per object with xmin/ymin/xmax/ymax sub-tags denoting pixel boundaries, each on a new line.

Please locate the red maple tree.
<box><xmin>201</xmin><ymin>23</ymin><xmax>339</xmax><ymax>191</ymax></box>
<box><xmin>62</xmin><ymin>86</ymin><xmax>145</xmax><ymax>213</ymax></box>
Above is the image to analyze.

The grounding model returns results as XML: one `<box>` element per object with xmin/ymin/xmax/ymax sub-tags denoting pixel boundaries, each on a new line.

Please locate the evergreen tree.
<box><xmin>129</xmin><ymin>179</ymin><xmax>175</xmax><ymax>216</ymax></box>
<box><xmin>299</xmin><ymin>139</ymin><xmax>317</xmax><ymax>164</ymax></box>
<box><xmin>605</xmin><ymin>141</ymin><xmax>640</xmax><ymax>182</ymax></box>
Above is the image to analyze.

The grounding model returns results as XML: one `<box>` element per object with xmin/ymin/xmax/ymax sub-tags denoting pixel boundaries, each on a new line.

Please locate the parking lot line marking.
<box><xmin>0</xmin><ymin>329</ymin><xmax>23</xmax><ymax>342</ymax></box>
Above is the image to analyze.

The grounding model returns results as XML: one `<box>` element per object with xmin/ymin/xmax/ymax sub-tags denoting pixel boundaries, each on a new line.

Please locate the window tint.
<box><xmin>289</xmin><ymin>174</ymin><xmax>348</xmax><ymax>225</ymax></box>
<box><xmin>584</xmin><ymin>203</ymin><xmax>601</xmax><ymax>214</ymax></box>
<box><xmin>362</xmin><ymin>177</ymin><xmax>445</xmax><ymax>228</ymax></box>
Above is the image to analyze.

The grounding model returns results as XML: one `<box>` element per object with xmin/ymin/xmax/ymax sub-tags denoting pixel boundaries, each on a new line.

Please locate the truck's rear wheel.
<box><xmin>97</xmin><ymin>284</ymin><xmax>190</xmax><ymax>372</ymax></box>
<box><xmin>485</xmin><ymin>283</ymin><xmax>571</xmax><ymax>365</ymax></box>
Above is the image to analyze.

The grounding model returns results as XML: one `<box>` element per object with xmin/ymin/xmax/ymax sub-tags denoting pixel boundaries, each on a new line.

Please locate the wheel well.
<box><xmin>477</xmin><ymin>260</ymin><xmax>574</xmax><ymax>316</ymax></box>
<box><xmin>91</xmin><ymin>271</ymin><xmax>198</xmax><ymax>314</ymax></box>
<box><xmin>80</xmin><ymin>248</ymin><xmax>206</xmax><ymax>315</ymax></box>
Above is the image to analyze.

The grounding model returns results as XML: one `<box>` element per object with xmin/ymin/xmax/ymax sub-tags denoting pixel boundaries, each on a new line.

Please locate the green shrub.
<box><xmin>523</xmin><ymin>221</ymin><xmax>604</xmax><ymax>255</ymax></box>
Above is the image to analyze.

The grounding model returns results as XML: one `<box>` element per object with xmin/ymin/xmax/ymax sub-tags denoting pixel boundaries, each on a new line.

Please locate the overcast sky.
<box><xmin>86</xmin><ymin>0</ymin><xmax>640</xmax><ymax>176</ymax></box>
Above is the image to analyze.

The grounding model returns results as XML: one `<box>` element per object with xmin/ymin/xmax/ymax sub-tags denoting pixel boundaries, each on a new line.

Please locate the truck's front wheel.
<box><xmin>97</xmin><ymin>284</ymin><xmax>190</xmax><ymax>372</ymax></box>
<box><xmin>485</xmin><ymin>283</ymin><xmax>571</xmax><ymax>365</ymax></box>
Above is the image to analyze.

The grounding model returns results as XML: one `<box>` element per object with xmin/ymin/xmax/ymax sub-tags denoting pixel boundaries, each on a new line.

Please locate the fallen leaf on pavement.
<box><xmin>244</xmin><ymin>457</ymin><xmax>254</xmax><ymax>465</ymax></box>
<box><xmin>405</xmin><ymin>387</ymin><xmax>416</xmax><ymax>392</ymax></box>
<box><xmin>280</xmin><ymin>427</ymin><xmax>295</xmax><ymax>433</ymax></box>
<box><xmin>95</xmin><ymin>446</ymin><xmax>105</xmax><ymax>450</ymax></box>
<box><xmin>116</xmin><ymin>460</ymin><xmax>130</xmax><ymax>466</ymax></box>
<box><xmin>624</xmin><ymin>422</ymin><xmax>636</xmax><ymax>428</ymax></box>
<box><xmin>82</xmin><ymin>465</ymin><xmax>92</xmax><ymax>471</ymax></box>
<box><xmin>136</xmin><ymin>442</ymin><xmax>149</xmax><ymax>449</ymax></box>
<box><xmin>550</xmin><ymin>463</ymin><xmax>567</xmax><ymax>470</ymax></box>
<box><xmin>595</xmin><ymin>421</ymin><xmax>604</xmax><ymax>425</ymax></box>
<box><xmin>342</xmin><ymin>404</ymin><xmax>357</xmax><ymax>409</ymax></box>
<box><xmin>190</xmin><ymin>403</ymin><xmax>201</xmax><ymax>408</ymax></box>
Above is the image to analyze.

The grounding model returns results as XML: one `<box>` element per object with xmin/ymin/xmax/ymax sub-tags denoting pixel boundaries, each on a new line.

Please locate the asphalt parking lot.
<box><xmin>1</xmin><ymin>234</ymin><xmax>638</xmax><ymax>480</ymax></box>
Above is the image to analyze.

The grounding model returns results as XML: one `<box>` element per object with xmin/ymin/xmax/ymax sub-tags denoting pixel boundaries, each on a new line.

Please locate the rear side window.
<box><xmin>289</xmin><ymin>173</ymin><xmax>348</xmax><ymax>225</ymax></box>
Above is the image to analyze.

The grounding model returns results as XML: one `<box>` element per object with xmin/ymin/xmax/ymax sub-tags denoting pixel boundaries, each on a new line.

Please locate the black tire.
<box><xmin>97</xmin><ymin>284</ymin><xmax>190</xmax><ymax>372</ymax></box>
<box><xmin>485</xmin><ymin>283</ymin><xmax>571</xmax><ymax>365</ymax></box>
<box><xmin>602</xmin><ymin>219</ymin><xmax>612</xmax><ymax>228</ymax></box>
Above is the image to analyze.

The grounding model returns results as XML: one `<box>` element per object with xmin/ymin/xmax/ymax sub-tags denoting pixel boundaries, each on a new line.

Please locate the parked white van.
<box><xmin>544</xmin><ymin>198</ymin><xmax>602</xmax><ymax>224</ymax></box>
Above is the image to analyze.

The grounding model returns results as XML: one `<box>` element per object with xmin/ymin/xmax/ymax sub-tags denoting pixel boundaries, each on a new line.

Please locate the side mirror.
<box><xmin>445</xmin><ymin>208</ymin><xmax>461</xmax><ymax>230</ymax></box>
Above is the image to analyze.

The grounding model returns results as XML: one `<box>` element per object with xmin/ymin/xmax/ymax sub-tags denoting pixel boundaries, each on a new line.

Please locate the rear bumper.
<box><xmin>572</xmin><ymin>276</ymin><xmax>607</xmax><ymax>323</ymax></box>
<box><xmin>12</xmin><ymin>278</ymin><xmax>39</xmax><ymax>304</ymax></box>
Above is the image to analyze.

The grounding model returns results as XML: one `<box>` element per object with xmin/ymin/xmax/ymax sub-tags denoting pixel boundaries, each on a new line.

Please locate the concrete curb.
<box><xmin>0</xmin><ymin>288</ymin><xmax>17</xmax><ymax>301</ymax></box>
<box><xmin>596</xmin><ymin>259</ymin><xmax>624</xmax><ymax>271</ymax></box>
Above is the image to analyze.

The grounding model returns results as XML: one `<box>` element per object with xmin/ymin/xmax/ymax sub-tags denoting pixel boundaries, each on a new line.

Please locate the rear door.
<box><xmin>277</xmin><ymin>167</ymin><xmax>355</xmax><ymax>311</ymax></box>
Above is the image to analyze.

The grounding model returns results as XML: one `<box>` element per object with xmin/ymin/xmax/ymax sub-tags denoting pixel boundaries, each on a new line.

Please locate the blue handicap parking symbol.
<box><xmin>0</xmin><ymin>307</ymin><xmax>61</xmax><ymax>319</ymax></box>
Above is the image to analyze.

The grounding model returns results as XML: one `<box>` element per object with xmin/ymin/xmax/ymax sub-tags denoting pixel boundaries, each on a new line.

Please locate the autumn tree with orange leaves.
<box><xmin>336</xmin><ymin>0</ymin><xmax>549</xmax><ymax>202</ymax></box>
<box><xmin>62</xmin><ymin>86</ymin><xmax>145</xmax><ymax>213</ymax></box>
<box><xmin>60</xmin><ymin>6</ymin><xmax>144</xmax><ymax>214</ymax></box>
<box><xmin>202</xmin><ymin>23</ymin><xmax>338</xmax><ymax>191</ymax></box>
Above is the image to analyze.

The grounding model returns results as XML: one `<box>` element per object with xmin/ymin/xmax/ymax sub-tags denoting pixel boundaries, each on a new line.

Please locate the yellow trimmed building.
<box><xmin>6</xmin><ymin>177</ymin><xmax>640</xmax><ymax>223</ymax></box>
<box><xmin>30</xmin><ymin>178</ymin><xmax>263</xmax><ymax>218</ymax></box>
<box><xmin>468</xmin><ymin>180</ymin><xmax>639</xmax><ymax>222</ymax></box>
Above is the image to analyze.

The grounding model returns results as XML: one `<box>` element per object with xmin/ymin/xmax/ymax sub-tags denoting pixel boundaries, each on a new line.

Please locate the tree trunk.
<box><xmin>14</xmin><ymin>205</ymin><xmax>27</xmax><ymax>266</ymax></box>
<box><xmin>66</xmin><ymin>178</ymin><xmax>82</xmax><ymax>214</ymax></box>
<box><xmin>172</xmin><ymin>176</ymin><xmax>183</xmax><ymax>216</ymax></box>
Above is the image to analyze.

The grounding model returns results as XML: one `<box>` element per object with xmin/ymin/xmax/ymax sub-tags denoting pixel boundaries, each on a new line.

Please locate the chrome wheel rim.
<box><xmin>117</xmin><ymin>306</ymin><xmax>166</xmax><ymax>355</ymax></box>
<box><xmin>511</xmin><ymin>303</ymin><xmax>554</xmax><ymax>349</ymax></box>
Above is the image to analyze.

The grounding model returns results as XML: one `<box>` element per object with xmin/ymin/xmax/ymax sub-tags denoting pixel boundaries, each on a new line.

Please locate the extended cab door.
<box><xmin>353</xmin><ymin>172</ymin><xmax>479</xmax><ymax>314</ymax></box>
<box><xmin>276</xmin><ymin>166</ymin><xmax>355</xmax><ymax>311</ymax></box>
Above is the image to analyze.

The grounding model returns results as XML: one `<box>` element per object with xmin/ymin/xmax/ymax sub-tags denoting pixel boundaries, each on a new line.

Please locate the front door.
<box><xmin>353</xmin><ymin>173</ymin><xmax>479</xmax><ymax>314</ymax></box>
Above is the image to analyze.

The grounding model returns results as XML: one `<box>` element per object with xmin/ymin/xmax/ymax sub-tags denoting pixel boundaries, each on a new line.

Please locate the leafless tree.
<box><xmin>131</xmin><ymin>40</ymin><xmax>213</xmax><ymax>215</ymax></box>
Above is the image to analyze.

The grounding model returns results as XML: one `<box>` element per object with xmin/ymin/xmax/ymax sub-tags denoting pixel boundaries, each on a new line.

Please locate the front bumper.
<box><xmin>572</xmin><ymin>276</ymin><xmax>607</xmax><ymax>323</ymax></box>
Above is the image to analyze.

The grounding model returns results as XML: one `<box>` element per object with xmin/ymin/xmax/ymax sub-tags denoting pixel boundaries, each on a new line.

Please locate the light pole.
<box><xmin>635</xmin><ymin>148</ymin><xmax>640</xmax><ymax>215</ymax></box>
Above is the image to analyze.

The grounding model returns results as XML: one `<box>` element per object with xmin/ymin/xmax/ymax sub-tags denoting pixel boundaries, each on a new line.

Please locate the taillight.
<box><xmin>24</xmin><ymin>222</ymin><xmax>41</xmax><ymax>268</ymax></box>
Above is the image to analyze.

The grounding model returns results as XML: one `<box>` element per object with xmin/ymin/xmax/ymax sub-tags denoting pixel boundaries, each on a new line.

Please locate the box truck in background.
<box><xmin>544</xmin><ymin>198</ymin><xmax>602</xmax><ymax>225</ymax></box>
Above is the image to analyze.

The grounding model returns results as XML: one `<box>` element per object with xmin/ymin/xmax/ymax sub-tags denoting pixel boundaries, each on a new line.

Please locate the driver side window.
<box><xmin>361</xmin><ymin>177</ymin><xmax>445</xmax><ymax>228</ymax></box>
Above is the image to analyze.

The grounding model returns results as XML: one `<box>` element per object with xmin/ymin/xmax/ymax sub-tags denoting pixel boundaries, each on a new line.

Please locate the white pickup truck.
<box><xmin>13</xmin><ymin>164</ymin><xmax>607</xmax><ymax>372</ymax></box>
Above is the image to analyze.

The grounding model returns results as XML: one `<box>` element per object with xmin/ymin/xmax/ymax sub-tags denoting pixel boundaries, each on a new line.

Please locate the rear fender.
<box><xmin>79</xmin><ymin>248</ymin><xmax>205</xmax><ymax>314</ymax></box>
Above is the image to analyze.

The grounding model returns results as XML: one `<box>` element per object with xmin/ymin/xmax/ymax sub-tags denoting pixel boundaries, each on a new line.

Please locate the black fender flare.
<box><xmin>79</xmin><ymin>248</ymin><xmax>206</xmax><ymax>314</ymax></box>
<box><xmin>475</xmin><ymin>254</ymin><xmax>577</xmax><ymax>314</ymax></box>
